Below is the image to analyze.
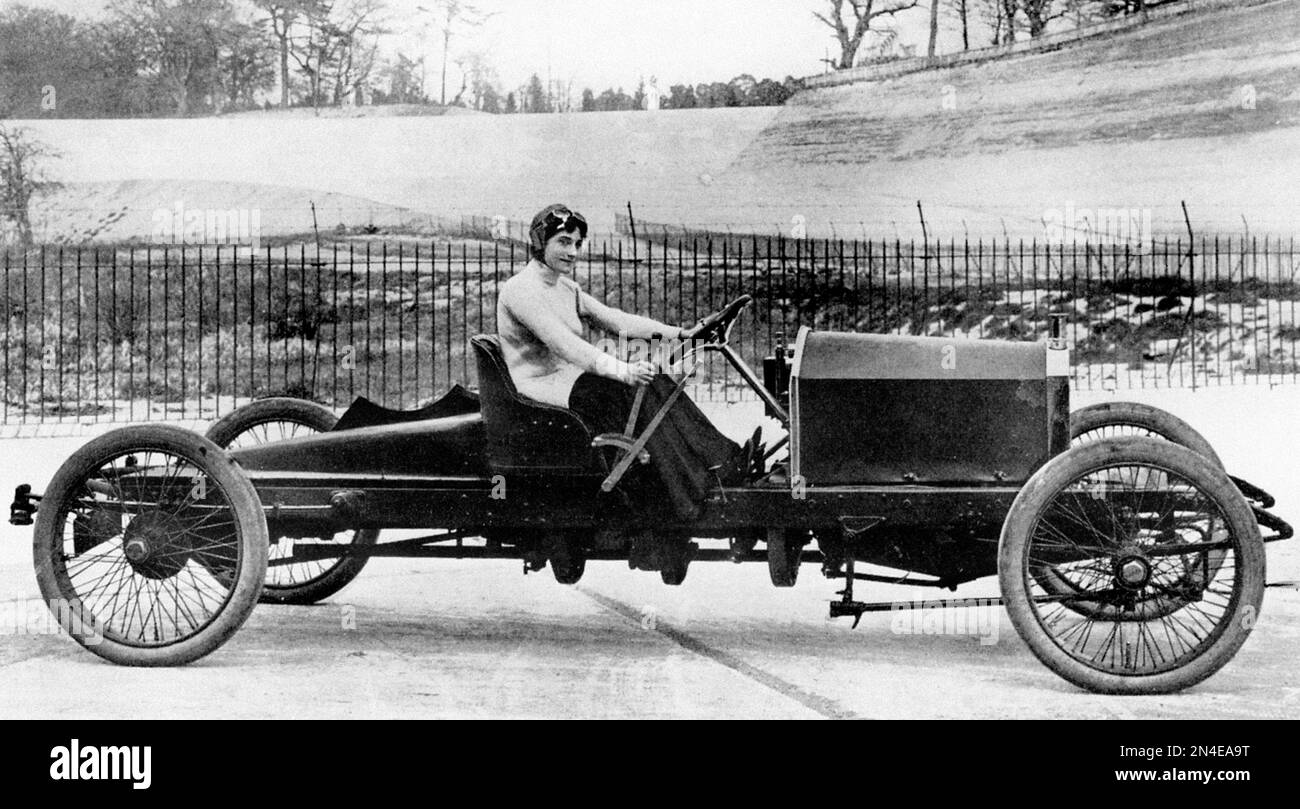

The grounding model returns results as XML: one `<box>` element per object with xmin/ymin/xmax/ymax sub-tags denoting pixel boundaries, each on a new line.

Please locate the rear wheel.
<box><xmin>1000</xmin><ymin>438</ymin><xmax>1264</xmax><ymax>694</ymax></box>
<box><xmin>33</xmin><ymin>426</ymin><xmax>267</xmax><ymax>666</ymax></box>
<box><xmin>546</xmin><ymin>532</ymin><xmax>587</xmax><ymax>585</ymax></box>
<box><xmin>659</xmin><ymin>534</ymin><xmax>697</xmax><ymax>586</ymax></box>
<box><xmin>207</xmin><ymin>398</ymin><xmax>376</xmax><ymax>605</ymax></box>
<box><xmin>767</xmin><ymin>528</ymin><xmax>807</xmax><ymax>587</ymax></box>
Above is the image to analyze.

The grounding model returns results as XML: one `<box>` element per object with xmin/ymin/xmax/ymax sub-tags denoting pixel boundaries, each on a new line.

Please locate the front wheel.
<box><xmin>1056</xmin><ymin>401</ymin><xmax>1231</xmax><ymax>619</ymax></box>
<box><xmin>999</xmin><ymin>437</ymin><xmax>1264</xmax><ymax>695</ymax></box>
<box><xmin>207</xmin><ymin>398</ymin><xmax>376</xmax><ymax>605</ymax></box>
<box><xmin>33</xmin><ymin>426</ymin><xmax>268</xmax><ymax>666</ymax></box>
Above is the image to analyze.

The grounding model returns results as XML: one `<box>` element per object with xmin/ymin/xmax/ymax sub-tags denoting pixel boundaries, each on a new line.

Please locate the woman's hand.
<box><xmin>618</xmin><ymin>360</ymin><xmax>656</xmax><ymax>387</ymax></box>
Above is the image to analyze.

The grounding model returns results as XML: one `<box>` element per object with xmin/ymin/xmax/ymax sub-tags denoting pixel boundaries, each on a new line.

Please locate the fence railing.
<box><xmin>2</xmin><ymin>236</ymin><xmax>1298</xmax><ymax>426</ymax></box>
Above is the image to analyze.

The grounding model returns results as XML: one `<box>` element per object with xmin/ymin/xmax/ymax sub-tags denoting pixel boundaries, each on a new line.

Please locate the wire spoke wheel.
<box><xmin>207</xmin><ymin>398</ymin><xmax>377</xmax><ymax>605</ymax></box>
<box><xmin>34</xmin><ymin>427</ymin><xmax>266</xmax><ymax>666</ymax></box>
<box><xmin>1000</xmin><ymin>438</ymin><xmax>1264</xmax><ymax>694</ymax></box>
<box><xmin>1056</xmin><ymin>401</ymin><xmax>1230</xmax><ymax>618</ymax></box>
<box><xmin>221</xmin><ymin>418</ymin><xmax>318</xmax><ymax>450</ymax></box>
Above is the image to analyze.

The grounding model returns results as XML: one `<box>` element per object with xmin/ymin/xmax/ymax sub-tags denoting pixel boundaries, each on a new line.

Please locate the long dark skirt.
<box><xmin>569</xmin><ymin>373</ymin><xmax>741</xmax><ymax>521</ymax></box>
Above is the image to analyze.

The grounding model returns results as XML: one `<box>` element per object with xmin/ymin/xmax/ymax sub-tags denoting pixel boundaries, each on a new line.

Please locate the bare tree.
<box><xmin>947</xmin><ymin>0</ymin><xmax>972</xmax><ymax>50</ymax></box>
<box><xmin>336</xmin><ymin>36</ymin><xmax>380</xmax><ymax>105</ymax></box>
<box><xmin>287</xmin><ymin>1</ymin><xmax>384</xmax><ymax>111</ymax></box>
<box><xmin>417</xmin><ymin>1</ymin><xmax>492</xmax><ymax>106</ymax></box>
<box><xmin>327</xmin><ymin>0</ymin><xmax>387</xmax><ymax>105</ymax></box>
<box><xmin>976</xmin><ymin>0</ymin><xmax>1020</xmax><ymax>44</ymax></box>
<box><xmin>927</xmin><ymin>0</ymin><xmax>941</xmax><ymax>57</ymax></box>
<box><xmin>1065</xmin><ymin>0</ymin><xmax>1173</xmax><ymax>22</ymax></box>
<box><xmin>380</xmin><ymin>52</ymin><xmax>424</xmax><ymax>103</ymax></box>
<box><xmin>973</xmin><ymin>0</ymin><xmax>1000</xmax><ymax>44</ymax></box>
<box><xmin>814</xmin><ymin>0</ymin><xmax>921</xmax><ymax>70</ymax></box>
<box><xmin>287</xmin><ymin>2</ymin><xmax>332</xmax><ymax>111</ymax></box>
<box><xmin>1001</xmin><ymin>0</ymin><xmax>1019</xmax><ymax>42</ymax></box>
<box><xmin>457</xmin><ymin>51</ymin><xmax>500</xmax><ymax>110</ymax></box>
<box><xmin>0</xmin><ymin>125</ymin><xmax>59</xmax><ymax>247</ymax></box>
<box><xmin>254</xmin><ymin>0</ymin><xmax>329</xmax><ymax>108</ymax></box>
<box><xmin>1020</xmin><ymin>0</ymin><xmax>1071</xmax><ymax>36</ymax></box>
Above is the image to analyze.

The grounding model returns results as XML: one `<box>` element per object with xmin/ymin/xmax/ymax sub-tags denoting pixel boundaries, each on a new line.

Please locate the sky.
<box><xmin>9</xmin><ymin>0</ymin><xmax>950</xmax><ymax>92</ymax></box>
<box><xmin>400</xmin><ymin>0</ymin><xmax>856</xmax><ymax>90</ymax></box>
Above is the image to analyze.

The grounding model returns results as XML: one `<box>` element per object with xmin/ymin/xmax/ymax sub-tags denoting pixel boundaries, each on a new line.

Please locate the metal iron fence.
<box><xmin>2</xmin><ymin>236</ymin><xmax>1298</xmax><ymax>426</ymax></box>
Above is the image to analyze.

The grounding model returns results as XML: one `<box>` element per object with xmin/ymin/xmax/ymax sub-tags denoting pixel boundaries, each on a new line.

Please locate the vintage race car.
<box><xmin>10</xmin><ymin>296</ymin><xmax>1292</xmax><ymax>694</ymax></box>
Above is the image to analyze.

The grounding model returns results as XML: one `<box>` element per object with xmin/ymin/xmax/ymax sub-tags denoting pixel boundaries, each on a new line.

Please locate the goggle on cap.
<box><xmin>529</xmin><ymin>204</ymin><xmax>588</xmax><ymax>259</ymax></box>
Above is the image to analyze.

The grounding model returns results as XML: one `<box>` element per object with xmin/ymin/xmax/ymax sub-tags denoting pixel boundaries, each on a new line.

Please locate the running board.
<box><xmin>269</xmin><ymin>543</ymin><xmax>826</xmax><ymax>566</ymax></box>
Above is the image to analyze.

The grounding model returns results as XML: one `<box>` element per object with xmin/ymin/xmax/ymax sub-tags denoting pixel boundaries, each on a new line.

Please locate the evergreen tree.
<box><xmin>525</xmin><ymin>73</ymin><xmax>548</xmax><ymax>113</ymax></box>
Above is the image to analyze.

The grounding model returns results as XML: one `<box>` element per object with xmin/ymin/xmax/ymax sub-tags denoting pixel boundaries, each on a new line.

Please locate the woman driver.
<box><xmin>495</xmin><ymin>203</ymin><xmax>755</xmax><ymax>535</ymax></box>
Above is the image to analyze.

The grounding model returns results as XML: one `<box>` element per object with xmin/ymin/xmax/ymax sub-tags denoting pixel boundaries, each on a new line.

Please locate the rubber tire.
<box><xmin>207</xmin><ymin>398</ymin><xmax>377</xmax><ymax>605</ymax></box>
<box><xmin>999</xmin><ymin>437</ymin><xmax>1265</xmax><ymax>695</ymax></box>
<box><xmin>767</xmin><ymin>528</ymin><xmax>803</xmax><ymax>588</ymax></box>
<box><xmin>33</xmin><ymin>426</ymin><xmax>268</xmax><ymax>666</ymax></box>
<box><xmin>659</xmin><ymin>538</ymin><xmax>697</xmax><ymax>586</ymax></box>
<box><xmin>1071</xmin><ymin>401</ymin><xmax>1223</xmax><ymax>468</ymax></box>
<box><xmin>660</xmin><ymin>561</ymin><xmax>689</xmax><ymax>586</ymax></box>
<box><xmin>547</xmin><ymin>533</ymin><xmax>587</xmax><ymax>585</ymax></box>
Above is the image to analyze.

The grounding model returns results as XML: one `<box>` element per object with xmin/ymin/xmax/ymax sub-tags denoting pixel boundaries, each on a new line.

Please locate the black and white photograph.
<box><xmin>0</xmin><ymin>0</ymin><xmax>1297</xmax><ymax>743</ymax></box>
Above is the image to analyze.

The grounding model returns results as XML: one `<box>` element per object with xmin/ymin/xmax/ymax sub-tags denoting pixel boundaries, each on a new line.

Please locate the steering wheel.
<box><xmin>686</xmin><ymin>295</ymin><xmax>753</xmax><ymax>344</ymax></box>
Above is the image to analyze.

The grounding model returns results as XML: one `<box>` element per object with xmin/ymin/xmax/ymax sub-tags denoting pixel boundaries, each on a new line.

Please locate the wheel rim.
<box><xmin>1073</xmin><ymin>422</ymin><xmax>1167</xmax><ymax>446</ymax></box>
<box><xmin>51</xmin><ymin>448</ymin><xmax>244</xmax><ymax>648</ymax></box>
<box><xmin>1022</xmin><ymin>459</ymin><xmax>1244</xmax><ymax>677</ymax></box>
<box><xmin>226</xmin><ymin>416</ymin><xmax>364</xmax><ymax>593</ymax></box>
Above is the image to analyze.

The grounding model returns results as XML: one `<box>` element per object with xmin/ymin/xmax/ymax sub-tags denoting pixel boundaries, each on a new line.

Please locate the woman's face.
<box><xmin>542</xmin><ymin>228</ymin><xmax>583</xmax><ymax>274</ymax></box>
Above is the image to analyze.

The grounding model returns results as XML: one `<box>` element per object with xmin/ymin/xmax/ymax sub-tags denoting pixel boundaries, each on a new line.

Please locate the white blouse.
<box><xmin>496</xmin><ymin>260</ymin><xmax>680</xmax><ymax>407</ymax></box>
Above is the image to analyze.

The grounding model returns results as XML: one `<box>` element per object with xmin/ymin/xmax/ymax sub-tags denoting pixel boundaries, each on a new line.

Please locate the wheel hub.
<box><xmin>1114</xmin><ymin>554</ymin><xmax>1152</xmax><ymax>590</ymax></box>
<box><xmin>123</xmin><ymin>512</ymin><xmax>191</xmax><ymax>580</ymax></box>
<box><xmin>123</xmin><ymin>538</ymin><xmax>148</xmax><ymax>562</ymax></box>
